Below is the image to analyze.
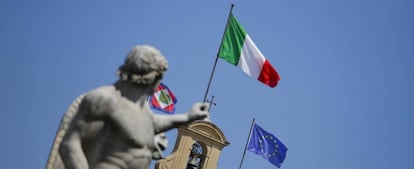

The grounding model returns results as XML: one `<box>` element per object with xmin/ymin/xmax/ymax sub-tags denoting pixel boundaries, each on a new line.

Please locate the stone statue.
<box><xmin>46</xmin><ymin>45</ymin><xmax>209</xmax><ymax>169</ymax></box>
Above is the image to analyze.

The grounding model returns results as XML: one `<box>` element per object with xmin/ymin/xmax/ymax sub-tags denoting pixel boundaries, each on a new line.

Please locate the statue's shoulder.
<box><xmin>81</xmin><ymin>85</ymin><xmax>119</xmax><ymax>115</ymax></box>
<box><xmin>85</xmin><ymin>85</ymin><xmax>117</xmax><ymax>98</ymax></box>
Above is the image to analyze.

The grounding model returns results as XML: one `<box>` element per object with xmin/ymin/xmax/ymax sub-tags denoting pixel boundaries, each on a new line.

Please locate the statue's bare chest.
<box><xmin>109</xmin><ymin>101</ymin><xmax>155</xmax><ymax>145</ymax></box>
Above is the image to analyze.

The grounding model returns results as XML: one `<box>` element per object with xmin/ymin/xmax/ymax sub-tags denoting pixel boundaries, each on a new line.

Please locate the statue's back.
<box><xmin>46</xmin><ymin>94</ymin><xmax>85</xmax><ymax>169</ymax></box>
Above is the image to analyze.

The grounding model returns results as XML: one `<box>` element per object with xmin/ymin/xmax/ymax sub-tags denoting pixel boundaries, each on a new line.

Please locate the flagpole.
<box><xmin>239</xmin><ymin>118</ymin><xmax>256</xmax><ymax>169</ymax></box>
<box><xmin>202</xmin><ymin>4</ymin><xmax>235</xmax><ymax>102</ymax></box>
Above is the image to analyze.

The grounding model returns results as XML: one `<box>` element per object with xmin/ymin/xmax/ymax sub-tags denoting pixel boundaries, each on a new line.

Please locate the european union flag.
<box><xmin>248</xmin><ymin>123</ymin><xmax>288</xmax><ymax>168</ymax></box>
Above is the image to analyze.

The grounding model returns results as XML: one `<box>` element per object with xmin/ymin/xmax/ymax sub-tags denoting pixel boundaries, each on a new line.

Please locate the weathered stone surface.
<box><xmin>46</xmin><ymin>45</ymin><xmax>209</xmax><ymax>169</ymax></box>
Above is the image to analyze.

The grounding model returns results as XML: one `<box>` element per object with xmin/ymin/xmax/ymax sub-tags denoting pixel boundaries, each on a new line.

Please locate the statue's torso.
<box><xmin>74</xmin><ymin>86</ymin><xmax>156</xmax><ymax>169</ymax></box>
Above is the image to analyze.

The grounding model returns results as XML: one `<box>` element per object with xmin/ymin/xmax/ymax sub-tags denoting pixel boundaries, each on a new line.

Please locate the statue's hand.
<box><xmin>152</xmin><ymin>133</ymin><xmax>168</xmax><ymax>160</ymax></box>
<box><xmin>187</xmin><ymin>102</ymin><xmax>209</xmax><ymax>121</ymax></box>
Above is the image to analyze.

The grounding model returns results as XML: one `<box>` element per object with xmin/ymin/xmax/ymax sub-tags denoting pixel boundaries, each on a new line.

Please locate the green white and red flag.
<box><xmin>218</xmin><ymin>13</ymin><xmax>280</xmax><ymax>88</ymax></box>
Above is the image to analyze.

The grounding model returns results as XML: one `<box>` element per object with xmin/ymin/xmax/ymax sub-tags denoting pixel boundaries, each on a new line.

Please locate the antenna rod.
<box><xmin>202</xmin><ymin>4</ymin><xmax>235</xmax><ymax>102</ymax></box>
<box><xmin>239</xmin><ymin>118</ymin><xmax>256</xmax><ymax>169</ymax></box>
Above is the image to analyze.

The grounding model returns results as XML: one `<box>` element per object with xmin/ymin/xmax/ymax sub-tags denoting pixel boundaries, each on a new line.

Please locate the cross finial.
<box><xmin>206</xmin><ymin>95</ymin><xmax>217</xmax><ymax>112</ymax></box>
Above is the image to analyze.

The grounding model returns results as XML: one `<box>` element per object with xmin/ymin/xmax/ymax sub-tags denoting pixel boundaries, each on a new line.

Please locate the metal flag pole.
<box><xmin>239</xmin><ymin>118</ymin><xmax>256</xmax><ymax>169</ymax></box>
<box><xmin>202</xmin><ymin>4</ymin><xmax>235</xmax><ymax>102</ymax></box>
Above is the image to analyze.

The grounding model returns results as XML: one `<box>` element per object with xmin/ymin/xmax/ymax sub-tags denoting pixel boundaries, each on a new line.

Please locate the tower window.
<box><xmin>186</xmin><ymin>142</ymin><xmax>203</xmax><ymax>169</ymax></box>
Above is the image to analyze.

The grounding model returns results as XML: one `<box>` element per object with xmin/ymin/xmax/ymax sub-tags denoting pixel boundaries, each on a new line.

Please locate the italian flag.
<box><xmin>218</xmin><ymin>13</ymin><xmax>280</xmax><ymax>88</ymax></box>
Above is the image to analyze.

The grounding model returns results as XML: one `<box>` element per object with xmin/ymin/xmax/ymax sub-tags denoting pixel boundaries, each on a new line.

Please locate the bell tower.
<box><xmin>155</xmin><ymin>120</ymin><xmax>230</xmax><ymax>169</ymax></box>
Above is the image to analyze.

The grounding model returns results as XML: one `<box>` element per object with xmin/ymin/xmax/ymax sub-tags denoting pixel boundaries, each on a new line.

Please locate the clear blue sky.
<box><xmin>1</xmin><ymin>0</ymin><xmax>413</xmax><ymax>169</ymax></box>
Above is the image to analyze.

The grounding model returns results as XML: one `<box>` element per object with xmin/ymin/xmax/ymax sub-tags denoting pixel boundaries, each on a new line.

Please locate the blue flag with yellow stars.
<box><xmin>247</xmin><ymin>123</ymin><xmax>288</xmax><ymax>168</ymax></box>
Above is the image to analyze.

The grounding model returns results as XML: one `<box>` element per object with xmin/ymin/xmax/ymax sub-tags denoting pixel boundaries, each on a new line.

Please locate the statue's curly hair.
<box><xmin>117</xmin><ymin>45</ymin><xmax>168</xmax><ymax>85</ymax></box>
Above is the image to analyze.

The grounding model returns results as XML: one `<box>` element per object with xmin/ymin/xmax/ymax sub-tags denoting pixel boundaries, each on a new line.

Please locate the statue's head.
<box><xmin>117</xmin><ymin>45</ymin><xmax>168</xmax><ymax>85</ymax></box>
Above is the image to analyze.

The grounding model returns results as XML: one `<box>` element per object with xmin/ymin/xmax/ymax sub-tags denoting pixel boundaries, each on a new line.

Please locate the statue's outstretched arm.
<box><xmin>153</xmin><ymin>102</ymin><xmax>209</xmax><ymax>133</ymax></box>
